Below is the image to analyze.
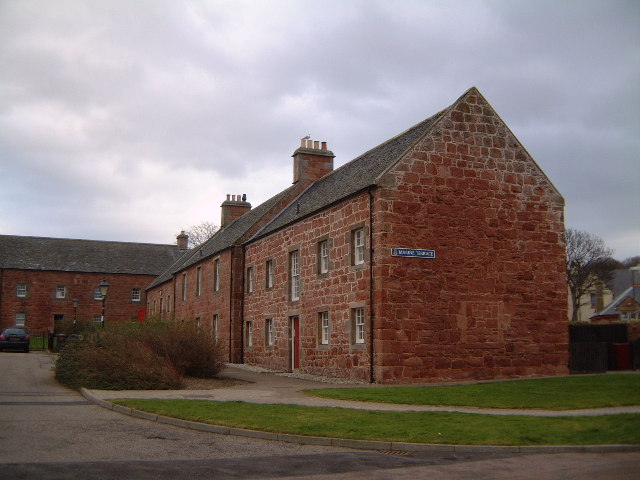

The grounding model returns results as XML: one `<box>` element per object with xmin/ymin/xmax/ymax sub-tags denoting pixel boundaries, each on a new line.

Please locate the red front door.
<box><xmin>290</xmin><ymin>316</ymin><xmax>300</xmax><ymax>370</ymax></box>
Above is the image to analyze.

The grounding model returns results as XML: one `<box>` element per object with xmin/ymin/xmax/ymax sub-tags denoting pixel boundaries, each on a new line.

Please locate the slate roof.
<box><xmin>593</xmin><ymin>285</ymin><xmax>640</xmax><ymax>318</ymax></box>
<box><xmin>147</xmin><ymin>185</ymin><xmax>298</xmax><ymax>289</ymax></box>
<box><xmin>0</xmin><ymin>235</ymin><xmax>183</xmax><ymax>275</ymax></box>
<box><xmin>250</xmin><ymin>109</ymin><xmax>446</xmax><ymax>240</ymax></box>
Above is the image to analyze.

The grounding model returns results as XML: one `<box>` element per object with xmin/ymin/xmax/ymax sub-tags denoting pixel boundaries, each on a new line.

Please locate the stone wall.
<box><xmin>372</xmin><ymin>89</ymin><xmax>568</xmax><ymax>382</ymax></box>
<box><xmin>244</xmin><ymin>193</ymin><xmax>372</xmax><ymax>381</ymax></box>
<box><xmin>0</xmin><ymin>269</ymin><xmax>152</xmax><ymax>331</ymax></box>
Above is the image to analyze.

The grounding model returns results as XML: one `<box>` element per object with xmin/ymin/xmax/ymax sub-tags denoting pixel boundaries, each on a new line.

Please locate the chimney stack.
<box><xmin>221</xmin><ymin>194</ymin><xmax>251</xmax><ymax>228</ymax></box>
<box><xmin>177</xmin><ymin>231</ymin><xmax>189</xmax><ymax>250</ymax></box>
<box><xmin>292</xmin><ymin>138</ymin><xmax>334</xmax><ymax>185</ymax></box>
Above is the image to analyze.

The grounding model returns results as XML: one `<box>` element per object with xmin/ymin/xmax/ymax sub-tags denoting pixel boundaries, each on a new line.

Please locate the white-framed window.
<box><xmin>318</xmin><ymin>240</ymin><xmax>329</xmax><ymax>274</ymax></box>
<box><xmin>56</xmin><ymin>285</ymin><xmax>66</xmax><ymax>299</ymax></box>
<box><xmin>353</xmin><ymin>228</ymin><xmax>365</xmax><ymax>265</ymax></box>
<box><xmin>319</xmin><ymin>311</ymin><xmax>329</xmax><ymax>345</ymax></box>
<box><xmin>213</xmin><ymin>258</ymin><xmax>220</xmax><ymax>292</ymax></box>
<box><xmin>290</xmin><ymin>250</ymin><xmax>300</xmax><ymax>301</ymax></box>
<box><xmin>93</xmin><ymin>315</ymin><xmax>102</xmax><ymax>324</ymax></box>
<box><xmin>352</xmin><ymin>307</ymin><xmax>365</xmax><ymax>344</ymax></box>
<box><xmin>94</xmin><ymin>286</ymin><xmax>104</xmax><ymax>300</ymax></box>
<box><xmin>131</xmin><ymin>288</ymin><xmax>141</xmax><ymax>302</ymax></box>
<box><xmin>265</xmin><ymin>318</ymin><xmax>274</xmax><ymax>347</ymax></box>
<box><xmin>247</xmin><ymin>266</ymin><xmax>254</xmax><ymax>293</ymax></box>
<box><xmin>266</xmin><ymin>259</ymin><xmax>274</xmax><ymax>289</ymax></box>
<box><xmin>15</xmin><ymin>313</ymin><xmax>26</xmax><ymax>327</ymax></box>
<box><xmin>246</xmin><ymin>320</ymin><xmax>253</xmax><ymax>347</ymax></box>
<box><xmin>196</xmin><ymin>266</ymin><xmax>202</xmax><ymax>297</ymax></box>
<box><xmin>181</xmin><ymin>273</ymin><xmax>187</xmax><ymax>301</ymax></box>
<box><xmin>16</xmin><ymin>284</ymin><xmax>27</xmax><ymax>298</ymax></box>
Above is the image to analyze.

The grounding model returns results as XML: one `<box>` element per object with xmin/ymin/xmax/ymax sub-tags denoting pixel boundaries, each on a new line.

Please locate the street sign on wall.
<box><xmin>391</xmin><ymin>248</ymin><xmax>436</xmax><ymax>259</ymax></box>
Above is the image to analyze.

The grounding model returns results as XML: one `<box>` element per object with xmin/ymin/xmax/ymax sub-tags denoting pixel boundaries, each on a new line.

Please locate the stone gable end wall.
<box><xmin>373</xmin><ymin>89</ymin><xmax>568</xmax><ymax>383</ymax></box>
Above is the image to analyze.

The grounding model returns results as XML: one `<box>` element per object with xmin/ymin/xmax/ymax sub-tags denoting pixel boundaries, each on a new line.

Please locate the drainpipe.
<box><xmin>239</xmin><ymin>246</ymin><xmax>246</xmax><ymax>363</ymax></box>
<box><xmin>368</xmin><ymin>188</ymin><xmax>376</xmax><ymax>384</ymax></box>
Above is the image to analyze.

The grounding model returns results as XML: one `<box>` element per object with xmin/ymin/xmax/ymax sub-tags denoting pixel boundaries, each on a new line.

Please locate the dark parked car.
<box><xmin>0</xmin><ymin>328</ymin><xmax>30</xmax><ymax>352</ymax></box>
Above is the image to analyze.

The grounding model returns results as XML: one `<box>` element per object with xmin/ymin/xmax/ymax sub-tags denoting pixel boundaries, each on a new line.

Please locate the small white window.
<box><xmin>94</xmin><ymin>286</ymin><xmax>104</xmax><ymax>300</ymax></box>
<box><xmin>353</xmin><ymin>228</ymin><xmax>365</xmax><ymax>265</ymax></box>
<box><xmin>15</xmin><ymin>313</ymin><xmax>26</xmax><ymax>327</ymax></box>
<box><xmin>131</xmin><ymin>288</ymin><xmax>141</xmax><ymax>302</ymax></box>
<box><xmin>290</xmin><ymin>251</ymin><xmax>300</xmax><ymax>301</ymax></box>
<box><xmin>266</xmin><ymin>260</ymin><xmax>274</xmax><ymax>289</ymax></box>
<box><xmin>319</xmin><ymin>240</ymin><xmax>329</xmax><ymax>274</ymax></box>
<box><xmin>319</xmin><ymin>311</ymin><xmax>329</xmax><ymax>345</ymax></box>
<box><xmin>247</xmin><ymin>266</ymin><xmax>254</xmax><ymax>293</ymax></box>
<box><xmin>16</xmin><ymin>284</ymin><xmax>27</xmax><ymax>298</ymax></box>
<box><xmin>353</xmin><ymin>307</ymin><xmax>365</xmax><ymax>344</ymax></box>
<box><xmin>265</xmin><ymin>318</ymin><xmax>274</xmax><ymax>347</ymax></box>
<box><xmin>93</xmin><ymin>315</ymin><xmax>102</xmax><ymax>324</ymax></box>
<box><xmin>213</xmin><ymin>258</ymin><xmax>220</xmax><ymax>292</ymax></box>
<box><xmin>56</xmin><ymin>285</ymin><xmax>66</xmax><ymax>299</ymax></box>
<box><xmin>196</xmin><ymin>266</ymin><xmax>202</xmax><ymax>297</ymax></box>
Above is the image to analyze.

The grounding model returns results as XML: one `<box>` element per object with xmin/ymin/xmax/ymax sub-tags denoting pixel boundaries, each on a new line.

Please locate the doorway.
<box><xmin>289</xmin><ymin>316</ymin><xmax>300</xmax><ymax>371</ymax></box>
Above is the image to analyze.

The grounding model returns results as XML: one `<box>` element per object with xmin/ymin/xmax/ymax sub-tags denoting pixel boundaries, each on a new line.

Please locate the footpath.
<box><xmin>82</xmin><ymin>365</ymin><xmax>640</xmax><ymax>454</ymax></box>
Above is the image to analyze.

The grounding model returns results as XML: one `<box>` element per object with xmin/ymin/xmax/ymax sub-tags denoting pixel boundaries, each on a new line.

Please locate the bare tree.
<box><xmin>566</xmin><ymin>228</ymin><xmax>620</xmax><ymax>322</ymax></box>
<box><xmin>182</xmin><ymin>221</ymin><xmax>219</xmax><ymax>248</ymax></box>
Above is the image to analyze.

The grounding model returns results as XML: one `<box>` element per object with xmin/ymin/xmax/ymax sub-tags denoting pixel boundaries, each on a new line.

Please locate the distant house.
<box><xmin>147</xmin><ymin>87</ymin><xmax>569</xmax><ymax>383</ymax></box>
<box><xmin>0</xmin><ymin>235</ymin><xmax>184</xmax><ymax>332</ymax></box>
<box><xmin>568</xmin><ymin>282</ymin><xmax>614</xmax><ymax>323</ymax></box>
<box><xmin>591</xmin><ymin>278</ymin><xmax>640</xmax><ymax>324</ymax></box>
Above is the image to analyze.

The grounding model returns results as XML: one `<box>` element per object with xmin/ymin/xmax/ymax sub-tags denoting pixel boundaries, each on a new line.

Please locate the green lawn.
<box><xmin>304</xmin><ymin>375</ymin><xmax>640</xmax><ymax>410</ymax></box>
<box><xmin>113</xmin><ymin>399</ymin><xmax>640</xmax><ymax>445</ymax></box>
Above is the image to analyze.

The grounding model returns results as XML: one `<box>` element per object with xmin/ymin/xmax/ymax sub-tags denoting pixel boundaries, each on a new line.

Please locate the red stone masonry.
<box><xmin>244</xmin><ymin>194</ymin><xmax>373</xmax><ymax>381</ymax></box>
<box><xmin>1</xmin><ymin>269</ymin><xmax>152</xmax><ymax>331</ymax></box>
<box><xmin>372</xmin><ymin>89</ymin><xmax>568</xmax><ymax>382</ymax></box>
<box><xmin>241</xmin><ymin>87</ymin><xmax>567</xmax><ymax>383</ymax></box>
<box><xmin>146</xmin><ymin>248</ymin><xmax>239</xmax><ymax>362</ymax></box>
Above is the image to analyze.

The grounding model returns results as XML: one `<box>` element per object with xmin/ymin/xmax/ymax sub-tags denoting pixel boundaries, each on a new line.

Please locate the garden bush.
<box><xmin>55</xmin><ymin>320</ymin><xmax>225</xmax><ymax>390</ymax></box>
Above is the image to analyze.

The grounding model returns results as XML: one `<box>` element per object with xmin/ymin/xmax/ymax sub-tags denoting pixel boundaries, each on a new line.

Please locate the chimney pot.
<box><xmin>314</xmin><ymin>140</ymin><xmax>319</xmax><ymax>149</ymax></box>
<box><xmin>321</xmin><ymin>141</ymin><xmax>327</xmax><ymax>150</ymax></box>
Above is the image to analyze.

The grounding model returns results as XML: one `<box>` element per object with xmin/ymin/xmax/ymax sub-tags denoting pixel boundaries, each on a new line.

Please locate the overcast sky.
<box><xmin>1</xmin><ymin>0</ymin><xmax>638</xmax><ymax>260</ymax></box>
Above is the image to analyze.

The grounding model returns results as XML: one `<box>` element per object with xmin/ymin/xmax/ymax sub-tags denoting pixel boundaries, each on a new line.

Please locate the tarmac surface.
<box><xmin>3</xmin><ymin>352</ymin><xmax>639</xmax><ymax>479</ymax></box>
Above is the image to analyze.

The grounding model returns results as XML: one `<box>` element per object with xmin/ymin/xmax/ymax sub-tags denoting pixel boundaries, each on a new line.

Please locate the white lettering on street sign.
<box><xmin>391</xmin><ymin>248</ymin><xmax>436</xmax><ymax>259</ymax></box>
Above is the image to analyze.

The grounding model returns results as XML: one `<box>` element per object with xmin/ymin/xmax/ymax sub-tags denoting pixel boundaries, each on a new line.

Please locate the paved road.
<box><xmin>0</xmin><ymin>352</ymin><xmax>637</xmax><ymax>480</ymax></box>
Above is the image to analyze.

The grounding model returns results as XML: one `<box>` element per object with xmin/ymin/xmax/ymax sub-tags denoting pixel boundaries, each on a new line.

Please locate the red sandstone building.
<box><xmin>147</xmin><ymin>87</ymin><xmax>569</xmax><ymax>383</ymax></box>
<box><xmin>0</xmin><ymin>235</ymin><xmax>183</xmax><ymax>332</ymax></box>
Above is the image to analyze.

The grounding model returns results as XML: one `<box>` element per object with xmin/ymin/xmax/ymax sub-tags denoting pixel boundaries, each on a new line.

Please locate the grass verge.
<box><xmin>304</xmin><ymin>375</ymin><xmax>640</xmax><ymax>410</ymax></box>
<box><xmin>113</xmin><ymin>399</ymin><xmax>640</xmax><ymax>445</ymax></box>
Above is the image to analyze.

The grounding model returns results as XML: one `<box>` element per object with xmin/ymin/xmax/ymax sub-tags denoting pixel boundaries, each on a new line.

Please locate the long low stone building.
<box><xmin>146</xmin><ymin>87</ymin><xmax>569</xmax><ymax>383</ymax></box>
